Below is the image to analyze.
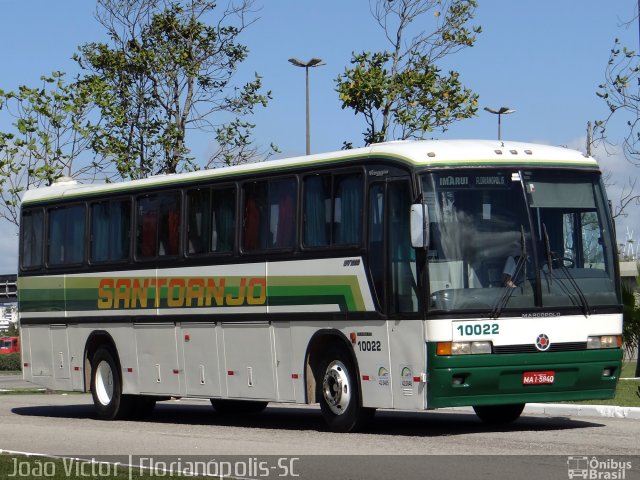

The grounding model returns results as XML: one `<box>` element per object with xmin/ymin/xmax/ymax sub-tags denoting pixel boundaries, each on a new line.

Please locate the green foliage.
<box><xmin>621</xmin><ymin>280</ymin><xmax>640</xmax><ymax>361</ymax></box>
<box><xmin>0</xmin><ymin>353</ymin><xmax>21</xmax><ymax>372</ymax></box>
<box><xmin>0</xmin><ymin>72</ymin><xmax>97</xmax><ymax>226</ymax></box>
<box><xmin>5</xmin><ymin>323</ymin><xmax>19</xmax><ymax>337</ymax></box>
<box><xmin>596</xmin><ymin>36</ymin><xmax>640</xmax><ymax>166</ymax></box>
<box><xmin>76</xmin><ymin>0</ymin><xmax>273</xmax><ymax>179</ymax></box>
<box><xmin>335</xmin><ymin>0</ymin><xmax>480</xmax><ymax>146</ymax></box>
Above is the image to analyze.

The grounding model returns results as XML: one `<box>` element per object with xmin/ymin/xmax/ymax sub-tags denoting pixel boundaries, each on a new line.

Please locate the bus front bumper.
<box><xmin>426</xmin><ymin>344</ymin><xmax>623</xmax><ymax>409</ymax></box>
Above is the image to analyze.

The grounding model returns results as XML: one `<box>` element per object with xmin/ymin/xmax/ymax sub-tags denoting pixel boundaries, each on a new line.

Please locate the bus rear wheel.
<box><xmin>90</xmin><ymin>347</ymin><xmax>134</xmax><ymax>420</ymax></box>
<box><xmin>317</xmin><ymin>346</ymin><xmax>374</xmax><ymax>432</ymax></box>
<box><xmin>473</xmin><ymin>403</ymin><xmax>525</xmax><ymax>424</ymax></box>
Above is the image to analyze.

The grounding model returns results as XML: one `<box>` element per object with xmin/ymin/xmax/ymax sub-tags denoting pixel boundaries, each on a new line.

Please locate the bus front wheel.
<box><xmin>90</xmin><ymin>347</ymin><xmax>134</xmax><ymax>420</ymax></box>
<box><xmin>317</xmin><ymin>346</ymin><xmax>374</xmax><ymax>432</ymax></box>
<box><xmin>473</xmin><ymin>403</ymin><xmax>525</xmax><ymax>424</ymax></box>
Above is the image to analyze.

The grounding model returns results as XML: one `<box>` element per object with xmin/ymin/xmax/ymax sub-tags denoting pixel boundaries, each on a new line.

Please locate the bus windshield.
<box><xmin>421</xmin><ymin>171</ymin><xmax>618</xmax><ymax>314</ymax></box>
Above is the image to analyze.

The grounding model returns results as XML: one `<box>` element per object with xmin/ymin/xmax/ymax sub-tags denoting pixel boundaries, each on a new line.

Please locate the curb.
<box><xmin>524</xmin><ymin>403</ymin><xmax>640</xmax><ymax>419</ymax></box>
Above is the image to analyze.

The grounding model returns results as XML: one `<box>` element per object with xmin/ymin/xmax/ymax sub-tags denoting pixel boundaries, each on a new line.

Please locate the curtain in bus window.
<box><xmin>137</xmin><ymin>197</ymin><xmax>158</xmax><ymax>258</ymax></box>
<box><xmin>67</xmin><ymin>207</ymin><xmax>85</xmax><ymax>264</ymax></box>
<box><xmin>48</xmin><ymin>209</ymin><xmax>65</xmax><ymax>265</ymax></box>
<box><xmin>243</xmin><ymin>183</ymin><xmax>267</xmax><ymax>251</ymax></box>
<box><xmin>212</xmin><ymin>188</ymin><xmax>235</xmax><ymax>253</ymax></box>
<box><xmin>91</xmin><ymin>203</ymin><xmax>110</xmax><ymax>262</ymax></box>
<box><xmin>335</xmin><ymin>174</ymin><xmax>362</xmax><ymax>244</ymax></box>
<box><xmin>303</xmin><ymin>176</ymin><xmax>329</xmax><ymax>247</ymax></box>
<box><xmin>187</xmin><ymin>190</ymin><xmax>210</xmax><ymax>255</ymax></box>
<box><xmin>48</xmin><ymin>206</ymin><xmax>85</xmax><ymax>265</ymax></box>
<box><xmin>273</xmin><ymin>179</ymin><xmax>296</xmax><ymax>248</ymax></box>
<box><xmin>159</xmin><ymin>194</ymin><xmax>181</xmax><ymax>256</ymax></box>
<box><xmin>21</xmin><ymin>210</ymin><xmax>43</xmax><ymax>269</ymax></box>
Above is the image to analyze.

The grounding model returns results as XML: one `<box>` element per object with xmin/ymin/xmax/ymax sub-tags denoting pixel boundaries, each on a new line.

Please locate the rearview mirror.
<box><xmin>410</xmin><ymin>204</ymin><xmax>429</xmax><ymax>248</ymax></box>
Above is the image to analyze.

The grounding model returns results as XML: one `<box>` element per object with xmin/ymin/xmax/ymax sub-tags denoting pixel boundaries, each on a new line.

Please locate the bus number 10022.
<box><xmin>357</xmin><ymin>340</ymin><xmax>382</xmax><ymax>352</ymax></box>
<box><xmin>456</xmin><ymin>324</ymin><xmax>499</xmax><ymax>336</ymax></box>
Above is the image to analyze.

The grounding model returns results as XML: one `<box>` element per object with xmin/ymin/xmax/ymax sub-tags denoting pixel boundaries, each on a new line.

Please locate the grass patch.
<box><xmin>0</xmin><ymin>389</ymin><xmax>82</xmax><ymax>395</ymax></box>
<box><xmin>621</xmin><ymin>361</ymin><xmax>638</xmax><ymax>378</ymax></box>
<box><xmin>0</xmin><ymin>454</ymin><xmax>217</xmax><ymax>479</ymax></box>
<box><xmin>562</xmin><ymin>378</ymin><xmax>640</xmax><ymax>407</ymax></box>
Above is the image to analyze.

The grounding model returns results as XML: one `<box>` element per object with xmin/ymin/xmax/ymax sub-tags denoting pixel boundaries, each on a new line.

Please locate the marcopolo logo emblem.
<box><xmin>535</xmin><ymin>333</ymin><xmax>550</xmax><ymax>351</ymax></box>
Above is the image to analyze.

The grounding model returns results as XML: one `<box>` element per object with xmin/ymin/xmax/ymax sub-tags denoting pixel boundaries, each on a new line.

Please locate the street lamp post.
<box><xmin>288</xmin><ymin>57</ymin><xmax>325</xmax><ymax>155</ymax></box>
<box><xmin>484</xmin><ymin>106</ymin><xmax>515</xmax><ymax>141</ymax></box>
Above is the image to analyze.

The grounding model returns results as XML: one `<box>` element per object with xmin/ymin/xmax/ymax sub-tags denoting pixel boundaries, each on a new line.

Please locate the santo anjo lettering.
<box><xmin>97</xmin><ymin>277</ymin><xmax>267</xmax><ymax>309</ymax></box>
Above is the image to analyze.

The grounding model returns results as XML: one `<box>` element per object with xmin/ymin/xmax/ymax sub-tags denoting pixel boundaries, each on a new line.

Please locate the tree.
<box><xmin>335</xmin><ymin>0</ymin><xmax>481</xmax><ymax>146</ymax></box>
<box><xmin>0</xmin><ymin>72</ymin><xmax>98</xmax><ymax>227</ymax></box>
<box><xmin>595</xmin><ymin>14</ymin><xmax>640</xmax><ymax>375</ymax></box>
<box><xmin>622</xmin><ymin>281</ymin><xmax>640</xmax><ymax>377</ymax></box>
<box><xmin>596</xmin><ymin>37</ymin><xmax>640</xmax><ymax>166</ymax></box>
<box><xmin>76</xmin><ymin>0</ymin><xmax>274</xmax><ymax>179</ymax></box>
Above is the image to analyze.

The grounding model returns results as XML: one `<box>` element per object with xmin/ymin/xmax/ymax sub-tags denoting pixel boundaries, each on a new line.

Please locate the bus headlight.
<box><xmin>587</xmin><ymin>335</ymin><xmax>622</xmax><ymax>349</ymax></box>
<box><xmin>438</xmin><ymin>341</ymin><xmax>492</xmax><ymax>355</ymax></box>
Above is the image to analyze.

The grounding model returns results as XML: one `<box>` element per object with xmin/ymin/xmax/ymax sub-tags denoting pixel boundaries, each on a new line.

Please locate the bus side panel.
<box><xmin>386</xmin><ymin>319</ymin><xmax>426</xmax><ymax>410</ymax></box>
<box><xmin>180</xmin><ymin>322</ymin><xmax>221</xmax><ymax>398</ymax></box>
<box><xmin>273</xmin><ymin>321</ymin><xmax>296</xmax><ymax>402</ymax></box>
<box><xmin>67</xmin><ymin>324</ymin><xmax>87</xmax><ymax>391</ymax></box>
<box><xmin>222</xmin><ymin>322</ymin><xmax>276</xmax><ymax>400</ymax></box>
<box><xmin>22</xmin><ymin>325</ymin><xmax>54</xmax><ymax>388</ymax></box>
<box><xmin>352</xmin><ymin>320</ymin><xmax>393</xmax><ymax>409</ymax></box>
<box><xmin>50</xmin><ymin>325</ymin><xmax>72</xmax><ymax>390</ymax></box>
<box><xmin>134</xmin><ymin>323</ymin><xmax>181</xmax><ymax>395</ymax></box>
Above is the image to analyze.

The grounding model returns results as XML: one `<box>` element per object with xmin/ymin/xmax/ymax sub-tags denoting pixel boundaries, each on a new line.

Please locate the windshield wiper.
<box><xmin>490</xmin><ymin>225</ymin><xmax>527</xmax><ymax>319</ymax></box>
<box><xmin>553</xmin><ymin>253</ymin><xmax>591</xmax><ymax>317</ymax></box>
<box><xmin>542</xmin><ymin>223</ymin><xmax>553</xmax><ymax>279</ymax></box>
<box><xmin>541</xmin><ymin>223</ymin><xmax>591</xmax><ymax>317</ymax></box>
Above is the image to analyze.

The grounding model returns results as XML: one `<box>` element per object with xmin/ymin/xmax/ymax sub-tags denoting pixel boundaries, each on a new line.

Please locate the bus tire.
<box><xmin>90</xmin><ymin>347</ymin><xmax>135</xmax><ymax>420</ymax></box>
<box><xmin>210</xmin><ymin>399</ymin><xmax>268</xmax><ymax>414</ymax></box>
<box><xmin>317</xmin><ymin>346</ymin><xmax>374</xmax><ymax>432</ymax></box>
<box><xmin>473</xmin><ymin>403</ymin><xmax>525</xmax><ymax>424</ymax></box>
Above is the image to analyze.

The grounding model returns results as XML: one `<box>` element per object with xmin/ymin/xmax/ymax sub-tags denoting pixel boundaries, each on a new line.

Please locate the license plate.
<box><xmin>522</xmin><ymin>371</ymin><xmax>555</xmax><ymax>385</ymax></box>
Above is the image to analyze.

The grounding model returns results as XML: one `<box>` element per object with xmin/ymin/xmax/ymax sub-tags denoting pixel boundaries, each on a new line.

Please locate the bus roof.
<box><xmin>21</xmin><ymin>139</ymin><xmax>598</xmax><ymax>205</ymax></box>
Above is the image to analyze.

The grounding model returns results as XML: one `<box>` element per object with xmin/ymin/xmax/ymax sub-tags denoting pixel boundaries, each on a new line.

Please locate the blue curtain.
<box><xmin>304</xmin><ymin>176</ymin><xmax>328</xmax><ymax>247</ymax></box>
<box><xmin>336</xmin><ymin>175</ymin><xmax>362</xmax><ymax>244</ymax></box>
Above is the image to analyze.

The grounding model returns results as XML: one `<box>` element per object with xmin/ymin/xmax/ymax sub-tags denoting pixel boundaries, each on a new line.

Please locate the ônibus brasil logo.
<box><xmin>535</xmin><ymin>333</ymin><xmax>550</xmax><ymax>351</ymax></box>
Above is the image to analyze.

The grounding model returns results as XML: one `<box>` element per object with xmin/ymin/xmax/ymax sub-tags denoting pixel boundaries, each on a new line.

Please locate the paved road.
<box><xmin>0</xmin><ymin>393</ymin><xmax>639</xmax><ymax>479</ymax></box>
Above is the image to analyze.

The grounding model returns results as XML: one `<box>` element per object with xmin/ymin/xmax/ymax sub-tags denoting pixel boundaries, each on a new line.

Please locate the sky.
<box><xmin>0</xmin><ymin>0</ymin><xmax>638</xmax><ymax>273</ymax></box>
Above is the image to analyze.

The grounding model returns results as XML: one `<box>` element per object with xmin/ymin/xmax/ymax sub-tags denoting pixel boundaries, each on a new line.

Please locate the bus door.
<box><xmin>367</xmin><ymin>175</ymin><xmax>424</xmax><ymax>409</ymax></box>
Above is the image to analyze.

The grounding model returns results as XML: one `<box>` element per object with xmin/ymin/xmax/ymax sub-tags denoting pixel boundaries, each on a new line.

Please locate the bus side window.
<box><xmin>186</xmin><ymin>189</ymin><xmax>210</xmax><ymax>255</ymax></box>
<box><xmin>242</xmin><ymin>180</ymin><xmax>296</xmax><ymax>252</ymax></box>
<box><xmin>21</xmin><ymin>209</ymin><xmax>44</xmax><ymax>270</ymax></box>
<box><xmin>303</xmin><ymin>175</ymin><xmax>330</xmax><ymax>247</ymax></box>
<box><xmin>211</xmin><ymin>186</ymin><xmax>236</xmax><ymax>253</ymax></box>
<box><xmin>136</xmin><ymin>192</ymin><xmax>181</xmax><ymax>258</ymax></box>
<box><xmin>242</xmin><ymin>182</ymin><xmax>266</xmax><ymax>251</ymax></box>
<box><xmin>90</xmin><ymin>199</ymin><xmax>131</xmax><ymax>263</ymax></box>
<box><xmin>48</xmin><ymin>205</ymin><xmax>86</xmax><ymax>266</ymax></box>
<box><xmin>137</xmin><ymin>196</ymin><xmax>158</xmax><ymax>259</ymax></box>
<box><xmin>334</xmin><ymin>173</ymin><xmax>363</xmax><ymax>245</ymax></box>
<box><xmin>271</xmin><ymin>179</ymin><xmax>296</xmax><ymax>249</ymax></box>
<box><xmin>159</xmin><ymin>193</ymin><xmax>181</xmax><ymax>256</ymax></box>
<box><xmin>302</xmin><ymin>172</ymin><xmax>362</xmax><ymax>248</ymax></box>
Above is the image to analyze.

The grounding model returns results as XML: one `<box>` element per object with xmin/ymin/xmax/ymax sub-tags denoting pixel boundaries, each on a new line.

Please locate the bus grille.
<box><xmin>493</xmin><ymin>342</ymin><xmax>587</xmax><ymax>354</ymax></box>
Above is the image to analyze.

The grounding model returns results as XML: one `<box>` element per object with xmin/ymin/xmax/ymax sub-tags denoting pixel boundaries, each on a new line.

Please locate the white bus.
<box><xmin>18</xmin><ymin>140</ymin><xmax>623</xmax><ymax>432</ymax></box>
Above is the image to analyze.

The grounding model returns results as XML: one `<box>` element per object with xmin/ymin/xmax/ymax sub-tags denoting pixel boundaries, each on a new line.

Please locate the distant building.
<box><xmin>619</xmin><ymin>261</ymin><xmax>639</xmax><ymax>291</ymax></box>
<box><xmin>0</xmin><ymin>275</ymin><xmax>18</xmax><ymax>332</ymax></box>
